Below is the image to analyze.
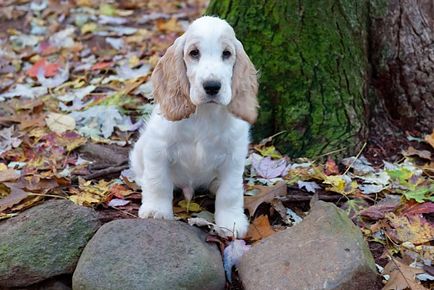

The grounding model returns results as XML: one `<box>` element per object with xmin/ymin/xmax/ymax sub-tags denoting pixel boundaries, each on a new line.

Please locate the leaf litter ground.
<box><xmin>0</xmin><ymin>1</ymin><xmax>433</xmax><ymax>289</ymax></box>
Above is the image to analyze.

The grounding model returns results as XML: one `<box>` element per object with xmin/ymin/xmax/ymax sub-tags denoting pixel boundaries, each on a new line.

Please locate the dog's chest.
<box><xmin>168</xmin><ymin>123</ymin><xmax>229</xmax><ymax>187</ymax></box>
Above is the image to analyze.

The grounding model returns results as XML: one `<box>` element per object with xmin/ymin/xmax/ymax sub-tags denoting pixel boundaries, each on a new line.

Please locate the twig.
<box><xmin>90</xmin><ymin>160</ymin><xmax>128</xmax><ymax>170</ymax></box>
<box><xmin>312</xmin><ymin>147</ymin><xmax>347</xmax><ymax>159</ymax></box>
<box><xmin>83</xmin><ymin>164</ymin><xmax>129</xmax><ymax>180</ymax></box>
<box><xmin>28</xmin><ymin>193</ymin><xmax>68</xmax><ymax>199</ymax></box>
<box><xmin>109</xmin><ymin>206</ymin><xmax>138</xmax><ymax>218</ymax></box>
<box><xmin>279</xmin><ymin>194</ymin><xmax>343</xmax><ymax>202</ymax></box>
<box><xmin>343</xmin><ymin>142</ymin><xmax>367</xmax><ymax>175</ymax></box>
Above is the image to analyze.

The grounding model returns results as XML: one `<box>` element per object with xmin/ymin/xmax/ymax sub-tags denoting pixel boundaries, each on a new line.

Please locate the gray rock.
<box><xmin>239</xmin><ymin>201</ymin><xmax>379</xmax><ymax>290</ymax></box>
<box><xmin>0</xmin><ymin>200</ymin><xmax>101</xmax><ymax>288</ymax></box>
<box><xmin>72</xmin><ymin>219</ymin><xmax>225</xmax><ymax>290</ymax></box>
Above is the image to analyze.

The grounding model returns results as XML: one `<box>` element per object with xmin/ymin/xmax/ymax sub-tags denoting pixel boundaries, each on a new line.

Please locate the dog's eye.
<box><xmin>189</xmin><ymin>49</ymin><xmax>200</xmax><ymax>59</ymax></box>
<box><xmin>222</xmin><ymin>50</ymin><xmax>232</xmax><ymax>59</ymax></box>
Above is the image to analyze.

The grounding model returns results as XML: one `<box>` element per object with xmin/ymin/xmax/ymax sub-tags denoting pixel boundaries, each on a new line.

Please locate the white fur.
<box><xmin>130</xmin><ymin>16</ymin><xmax>255</xmax><ymax>238</ymax></box>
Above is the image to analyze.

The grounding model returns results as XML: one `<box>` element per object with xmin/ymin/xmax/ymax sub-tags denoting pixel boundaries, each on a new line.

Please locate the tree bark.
<box><xmin>207</xmin><ymin>0</ymin><xmax>369</xmax><ymax>157</ymax></box>
<box><xmin>369</xmin><ymin>0</ymin><xmax>434</xmax><ymax>133</ymax></box>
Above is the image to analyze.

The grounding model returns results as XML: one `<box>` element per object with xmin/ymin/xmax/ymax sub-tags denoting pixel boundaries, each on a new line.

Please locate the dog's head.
<box><xmin>151</xmin><ymin>16</ymin><xmax>258</xmax><ymax>124</ymax></box>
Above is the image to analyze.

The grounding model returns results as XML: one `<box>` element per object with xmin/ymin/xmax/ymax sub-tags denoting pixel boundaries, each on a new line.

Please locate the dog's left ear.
<box><xmin>228</xmin><ymin>40</ymin><xmax>259</xmax><ymax>124</ymax></box>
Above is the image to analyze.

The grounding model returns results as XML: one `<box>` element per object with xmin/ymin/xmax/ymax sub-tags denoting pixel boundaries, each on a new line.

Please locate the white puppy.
<box><xmin>130</xmin><ymin>16</ymin><xmax>258</xmax><ymax>238</ymax></box>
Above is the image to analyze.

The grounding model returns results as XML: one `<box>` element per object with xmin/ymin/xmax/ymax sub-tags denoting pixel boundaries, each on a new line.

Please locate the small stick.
<box><xmin>279</xmin><ymin>194</ymin><xmax>343</xmax><ymax>202</ymax></box>
<box><xmin>343</xmin><ymin>142</ymin><xmax>367</xmax><ymax>175</ymax></box>
<box><xmin>83</xmin><ymin>164</ymin><xmax>129</xmax><ymax>180</ymax></box>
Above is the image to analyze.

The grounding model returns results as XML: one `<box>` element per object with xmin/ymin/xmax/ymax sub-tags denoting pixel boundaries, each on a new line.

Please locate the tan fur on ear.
<box><xmin>152</xmin><ymin>35</ymin><xmax>195</xmax><ymax>121</ymax></box>
<box><xmin>229</xmin><ymin>40</ymin><xmax>259</xmax><ymax>124</ymax></box>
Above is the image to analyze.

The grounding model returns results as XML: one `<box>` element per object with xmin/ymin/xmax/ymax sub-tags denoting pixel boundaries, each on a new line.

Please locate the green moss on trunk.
<box><xmin>207</xmin><ymin>0</ymin><xmax>369</xmax><ymax>157</ymax></box>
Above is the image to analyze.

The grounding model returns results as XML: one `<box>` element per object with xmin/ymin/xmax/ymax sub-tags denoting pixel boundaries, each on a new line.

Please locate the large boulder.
<box><xmin>72</xmin><ymin>219</ymin><xmax>225</xmax><ymax>290</ymax></box>
<box><xmin>239</xmin><ymin>201</ymin><xmax>379</xmax><ymax>290</ymax></box>
<box><xmin>0</xmin><ymin>200</ymin><xmax>101</xmax><ymax>288</ymax></box>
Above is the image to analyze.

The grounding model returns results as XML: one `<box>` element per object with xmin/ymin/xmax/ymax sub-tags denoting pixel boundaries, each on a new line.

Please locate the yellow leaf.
<box><xmin>45</xmin><ymin>113</ymin><xmax>76</xmax><ymax>134</ymax></box>
<box><xmin>386</xmin><ymin>213</ymin><xmax>434</xmax><ymax>244</ymax></box>
<box><xmin>323</xmin><ymin>175</ymin><xmax>346</xmax><ymax>193</ymax></box>
<box><xmin>424</xmin><ymin>130</ymin><xmax>434</xmax><ymax>149</ymax></box>
<box><xmin>69</xmin><ymin>178</ymin><xmax>112</xmax><ymax>206</ymax></box>
<box><xmin>81</xmin><ymin>22</ymin><xmax>97</xmax><ymax>34</ymax></box>
<box><xmin>255</xmin><ymin>145</ymin><xmax>282</xmax><ymax>159</ymax></box>
<box><xmin>156</xmin><ymin>18</ymin><xmax>183</xmax><ymax>33</ymax></box>
<box><xmin>69</xmin><ymin>195</ymin><xmax>100</xmax><ymax>206</ymax></box>
<box><xmin>178</xmin><ymin>200</ymin><xmax>202</xmax><ymax>212</ymax></box>
<box><xmin>323</xmin><ymin>175</ymin><xmax>357</xmax><ymax>194</ymax></box>
<box><xmin>76</xmin><ymin>0</ymin><xmax>92</xmax><ymax>7</ymax></box>
<box><xmin>128</xmin><ymin>55</ymin><xmax>141</xmax><ymax>68</ymax></box>
<box><xmin>100</xmin><ymin>4</ymin><xmax>116</xmax><ymax>16</ymax></box>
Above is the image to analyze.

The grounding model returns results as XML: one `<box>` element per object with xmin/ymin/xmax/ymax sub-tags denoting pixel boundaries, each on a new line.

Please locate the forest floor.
<box><xmin>0</xmin><ymin>0</ymin><xmax>433</xmax><ymax>289</ymax></box>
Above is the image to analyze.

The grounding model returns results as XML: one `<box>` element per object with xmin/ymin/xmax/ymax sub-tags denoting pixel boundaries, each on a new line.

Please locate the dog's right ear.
<box><xmin>151</xmin><ymin>34</ymin><xmax>196</xmax><ymax>121</ymax></box>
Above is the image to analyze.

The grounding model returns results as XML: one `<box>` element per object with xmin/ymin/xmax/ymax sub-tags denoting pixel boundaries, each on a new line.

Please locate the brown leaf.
<box><xmin>386</xmin><ymin>213</ymin><xmax>434</xmax><ymax>244</ymax></box>
<box><xmin>0</xmin><ymin>184</ymin><xmax>29</xmax><ymax>212</ymax></box>
<box><xmin>402</xmin><ymin>202</ymin><xmax>434</xmax><ymax>216</ymax></box>
<box><xmin>402</xmin><ymin>146</ymin><xmax>431</xmax><ymax>160</ymax></box>
<box><xmin>359</xmin><ymin>196</ymin><xmax>401</xmax><ymax>220</ymax></box>
<box><xmin>244</xmin><ymin>181</ymin><xmax>287</xmax><ymax>216</ymax></box>
<box><xmin>424</xmin><ymin>130</ymin><xmax>434</xmax><ymax>149</ymax></box>
<box><xmin>325</xmin><ymin>157</ymin><xmax>339</xmax><ymax>175</ymax></box>
<box><xmin>0</xmin><ymin>169</ymin><xmax>20</xmax><ymax>183</ymax></box>
<box><xmin>246</xmin><ymin>215</ymin><xmax>275</xmax><ymax>242</ymax></box>
<box><xmin>382</xmin><ymin>258</ymin><xmax>427</xmax><ymax>290</ymax></box>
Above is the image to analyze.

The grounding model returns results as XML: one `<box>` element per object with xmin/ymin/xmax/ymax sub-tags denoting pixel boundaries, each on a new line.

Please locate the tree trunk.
<box><xmin>369</xmin><ymin>0</ymin><xmax>434</xmax><ymax>133</ymax></box>
<box><xmin>207</xmin><ymin>0</ymin><xmax>369</xmax><ymax>157</ymax></box>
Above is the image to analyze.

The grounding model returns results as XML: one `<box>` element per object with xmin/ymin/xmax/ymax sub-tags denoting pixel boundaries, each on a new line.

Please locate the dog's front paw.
<box><xmin>215</xmin><ymin>209</ymin><xmax>249</xmax><ymax>238</ymax></box>
<box><xmin>138</xmin><ymin>199</ymin><xmax>174</xmax><ymax>220</ymax></box>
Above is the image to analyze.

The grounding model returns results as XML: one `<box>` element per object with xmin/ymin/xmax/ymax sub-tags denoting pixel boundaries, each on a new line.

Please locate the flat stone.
<box><xmin>0</xmin><ymin>200</ymin><xmax>101</xmax><ymax>288</ymax></box>
<box><xmin>239</xmin><ymin>201</ymin><xmax>379</xmax><ymax>290</ymax></box>
<box><xmin>72</xmin><ymin>219</ymin><xmax>225</xmax><ymax>290</ymax></box>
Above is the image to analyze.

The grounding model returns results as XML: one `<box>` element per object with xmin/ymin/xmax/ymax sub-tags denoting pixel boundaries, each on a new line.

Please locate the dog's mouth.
<box><xmin>206</xmin><ymin>100</ymin><xmax>219</xmax><ymax>104</ymax></box>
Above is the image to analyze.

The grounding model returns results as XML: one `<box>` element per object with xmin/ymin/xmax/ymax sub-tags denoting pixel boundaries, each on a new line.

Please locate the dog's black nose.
<box><xmin>203</xmin><ymin>80</ymin><xmax>221</xmax><ymax>96</ymax></box>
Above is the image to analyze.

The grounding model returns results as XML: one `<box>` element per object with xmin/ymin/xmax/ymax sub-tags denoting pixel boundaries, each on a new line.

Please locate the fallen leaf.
<box><xmin>37</xmin><ymin>64</ymin><xmax>69</xmax><ymax>88</ymax></box>
<box><xmin>402</xmin><ymin>185</ymin><xmax>434</xmax><ymax>203</ymax></box>
<box><xmin>402</xmin><ymin>146</ymin><xmax>431</xmax><ymax>160</ymax></box>
<box><xmin>424</xmin><ymin>130</ymin><xmax>434</xmax><ymax>149</ymax></box>
<box><xmin>68</xmin><ymin>178</ymin><xmax>111</xmax><ymax>206</ymax></box>
<box><xmin>45</xmin><ymin>113</ymin><xmax>76</xmax><ymax>134</ymax></box>
<box><xmin>244</xmin><ymin>181</ymin><xmax>287</xmax><ymax>216</ymax></box>
<box><xmin>156</xmin><ymin>17</ymin><xmax>183</xmax><ymax>32</ymax></box>
<box><xmin>323</xmin><ymin>175</ymin><xmax>357</xmax><ymax>194</ymax></box>
<box><xmin>187</xmin><ymin>217</ymin><xmax>227</xmax><ymax>237</ymax></box>
<box><xmin>91</xmin><ymin>62</ymin><xmax>113</xmax><ymax>70</ymax></box>
<box><xmin>325</xmin><ymin>157</ymin><xmax>339</xmax><ymax>175</ymax></box>
<box><xmin>359</xmin><ymin>184</ymin><xmax>385</xmax><ymax>194</ymax></box>
<box><xmin>27</xmin><ymin>58</ymin><xmax>60</xmax><ymax>77</ymax></box>
<box><xmin>0</xmin><ymin>184</ymin><xmax>29</xmax><ymax>212</ymax></box>
<box><xmin>107</xmin><ymin>198</ymin><xmax>130</xmax><ymax>207</ymax></box>
<box><xmin>251</xmin><ymin>153</ymin><xmax>287</xmax><ymax>179</ymax></box>
<box><xmin>382</xmin><ymin>258</ymin><xmax>426</xmax><ymax>290</ymax></box>
<box><xmin>342</xmin><ymin>155</ymin><xmax>374</xmax><ymax>175</ymax></box>
<box><xmin>297</xmin><ymin>180</ymin><xmax>321</xmax><ymax>193</ymax></box>
<box><xmin>0</xmin><ymin>84</ymin><xmax>47</xmax><ymax>101</ymax></box>
<box><xmin>254</xmin><ymin>145</ymin><xmax>282</xmax><ymax>159</ymax></box>
<box><xmin>386</xmin><ymin>213</ymin><xmax>434</xmax><ymax>244</ymax></box>
<box><xmin>178</xmin><ymin>200</ymin><xmax>202</xmax><ymax>213</ymax></box>
<box><xmin>0</xmin><ymin>169</ymin><xmax>20</xmax><ymax>183</ymax></box>
<box><xmin>246</xmin><ymin>215</ymin><xmax>275</xmax><ymax>242</ymax></box>
<box><xmin>360</xmin><ymin>195</ymin><xmax>401</xmax><ymax>220</ymax></box>
<box><xmin>402</xmin><ymin>202</ymin><xmax>434</xmax><ymax>216</ymax></box>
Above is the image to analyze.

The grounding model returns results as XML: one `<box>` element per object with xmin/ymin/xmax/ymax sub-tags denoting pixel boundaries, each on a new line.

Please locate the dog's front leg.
<box><xmin>215</xmin><ymin>160</ymin><xmax>249</xmax><ymax>238</ymax></box>
<box><xmin>137</xmin><ymin>155</ymin><xmax>174</xmax><ymax>220</ymax></box>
